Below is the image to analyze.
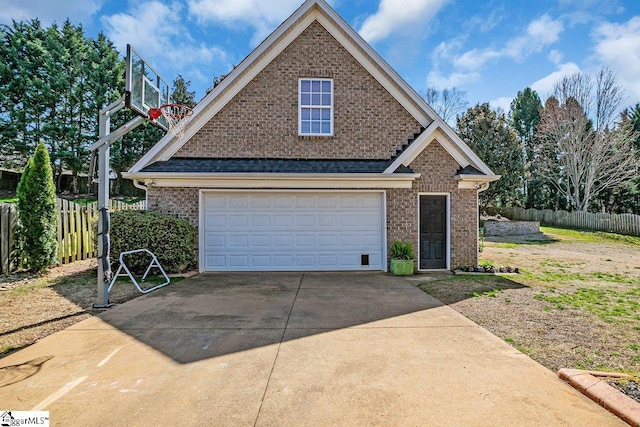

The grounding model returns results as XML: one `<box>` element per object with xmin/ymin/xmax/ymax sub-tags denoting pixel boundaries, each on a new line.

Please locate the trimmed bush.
<box><xmin>109</xmin><ymin>210</ymin><xmax>196</xmax><ymax>274</ymax></box>
<box><xmin>16</xmin><ymin>142</ymin><xmax>58</xmax><ymax>272</ymax></box>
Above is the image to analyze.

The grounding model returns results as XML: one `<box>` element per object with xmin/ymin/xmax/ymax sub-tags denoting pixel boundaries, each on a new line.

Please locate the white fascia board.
<box><xmin>455</xmin><ymin>174</ymin><xmax>501</xmax><ymax>190</ymax></box>
<box><xmin>454</xmin><ymin>174</ymin><xmax>501</xmax><ymax>182</ymax></box>
<box><xmin>122</xmin><ymin>172</ymin><xmax>420</xmax><ymax>189</ymax></box>
<box><xmin>433</xmin><ymin>122</ymin><xmax>496</xmax><ymax>176</ymax></box>
<box><xmin>384</xmin><ymin>120</ymin><xmax>439</xmax><ymax>173</ymax></box>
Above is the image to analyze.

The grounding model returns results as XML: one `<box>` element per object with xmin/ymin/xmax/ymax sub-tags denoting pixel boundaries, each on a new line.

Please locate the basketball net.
<box><xmin>148</xmin><ymin>104</ymin><xmax>194</xmax><ymax>138</ymax></box>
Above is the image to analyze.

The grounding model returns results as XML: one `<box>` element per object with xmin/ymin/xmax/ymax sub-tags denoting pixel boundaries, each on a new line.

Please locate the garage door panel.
<box><xmin>296</xmin><ymin>196</ymin><xmax>315</xmax><ymax>208</ymax></box>
<box><xmin>251</xmin><ymin>196</ymin><xmax>271</xmax><ymax>208</ymax></box>
<box><xmin>318</xmin><ymin>235</ymin><xmax>338</xmax><ymax>247</ymax></box>
<box><xmin>274</xmin><ymin>215</ymin><xmax>293</xmax><ymax>227</ymax></box>
<box><xmin>318</xmin><ymin>214</ymin><xmax>337</xmax><ymax>226</ymax></box>
<box><xmin>317</xmin><ymin>197</ymin><xmax>337</xmax><ymax>208</ymax></box>
<box><xmin>206</xmin><ymin>215</ymin><xmax>226</xmax><ymax>230</ymax></box>
<box><xmin>274</xmin><ymin>197</ymin><xmax>294</xmax><ymax>208</ymax></box>
<box><xmin>229</xmin><ymin>255</ymin><xmax>249</xmax><ymax>267</ymax></box>
<box><xmin>252</xmin><ymin>235</ymin><xmax>270</xmax><ymax>247</ymax></box>
<box><xmin>361</xmin><ymin>214</ymin><xmax>381</xmax><ymax>227</ymax></box>
<box><xmin>296</xmin><ymin>215</ymin><xmax>315</xmax><ymax>226</ymax></box>
<box><xmin>360</xmin><ymin>233</ymin><xmax>382</xmax><ymax>246</ymax></box>
<box><xmin>340</xmin><ymin>214</ymin><xmax>359</xmax><ymax>227</ymax></box>
<box><xmin>295</xmin><ymin>235</ymin><xmax>315</xmax><ymax>247</ymax></box>
<box><xmin>274</xmin><ymin>255</ymin><xmax>294</xmax><ymax>267</ymax></box>
<box><xmin>251</xmin><ymin>255</ymin><xmax>270</xmax><ymax>267</ymax></box>
<box><xmin>228</xmin><ymin>235</ymin><xmax>249</xmax><ymax>247</ymax></box>
<box><xmin>339</xmin><ymin>197</ymin><xmax>359</xmax><ymax>208</ymax></box>
<box><xmin>251</xmin><ymin>215</ymin><xmax>270</xmax><ymax>227</ymax></box>
<box><xmin>229</xmin><ymin>215</ymin><xmax>248</xmax><ymax>227</ymax></box>
<box><xmin>273</xmin><ymin>235</ymin><xmax>293</xmax><ymax>248</ymax></box>
<box><xmin>318</xmin><ymin>254</ymin><xmax>338</xmax><ymax>266</ymax></box>
<box><xmin>296</xmin><ymin>255</ymin><xmax>315</xmax><ymax>267</ymax></box>
<box><xmin>228</xmin><ymin>197</ymin><xmax>249</xmax><ymax>208</ymax></box>
<box><xmin>203</xmin><ymin>192</ymin><xmax>384</xmax><ymax>271</ymax></box>
<box><xmin>206</xmin><ymin>235</ymin><xmax>225</xmax><ymax>248</ymax></box>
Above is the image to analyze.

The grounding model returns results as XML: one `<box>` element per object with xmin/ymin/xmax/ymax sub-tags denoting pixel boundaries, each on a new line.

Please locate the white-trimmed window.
<box><xmin>299</xmin><ymin>78</ymin><xmax>333</xmax><ymax>136</ymax></box>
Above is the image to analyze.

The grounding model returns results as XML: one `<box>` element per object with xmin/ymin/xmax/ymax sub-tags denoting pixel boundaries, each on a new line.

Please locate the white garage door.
<box><xmin>202</xmin><ymin>192</ymin><xmax>384</xmax><ymax>271</ymax></box>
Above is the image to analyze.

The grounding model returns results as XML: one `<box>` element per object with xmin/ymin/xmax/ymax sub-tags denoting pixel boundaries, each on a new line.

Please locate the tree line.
<box><xmin>0</xmin><ymin>19</ymin><xmax>196</xmax><ymax>194</ymax></box>
<box><xmin>428</xmin><ymin>70</ymin><xmax>640</xmax><ymax>214</ymax></box>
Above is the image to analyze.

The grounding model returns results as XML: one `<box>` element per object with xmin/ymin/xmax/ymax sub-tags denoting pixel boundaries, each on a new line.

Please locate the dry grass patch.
<box><xmin>419</xmin><ymin>227</ymin><xmax>640</xmax><ymax>375</ymax></box>
<box><xmin>0</xmin><ymin>260</ymin><xmax>181</xmax><ymax>357</ymax></box>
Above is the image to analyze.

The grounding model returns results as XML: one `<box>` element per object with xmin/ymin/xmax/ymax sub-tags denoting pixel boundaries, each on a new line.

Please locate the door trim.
<box><xmin>198</xmin><ymin>189</ymin><xmax>387</xmax><ymax>272</ymax></box>
<box><xmin>417</xmin><ymin>193</ymin><xmax>450</xmax><ymax>271</ymax></box>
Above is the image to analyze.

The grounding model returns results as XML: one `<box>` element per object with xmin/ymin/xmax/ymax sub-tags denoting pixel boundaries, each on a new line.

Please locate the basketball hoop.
<box><xmin>148</xmin><ymin>104</ymin><xmax>193</xmax><ymax>138</ymax></box>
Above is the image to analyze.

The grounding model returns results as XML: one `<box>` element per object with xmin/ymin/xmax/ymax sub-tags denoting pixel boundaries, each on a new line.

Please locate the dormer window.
<box><xmin>299</xmin><ymin>78</ymin><xmax>333</xmax><ymax>136</ymax></box>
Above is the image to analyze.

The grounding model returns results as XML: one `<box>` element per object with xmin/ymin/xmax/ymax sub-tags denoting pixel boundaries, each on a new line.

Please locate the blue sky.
<box><xmin>2</xmin><ymin>0</ymin><xmax>639</xmax><ymax>115</ymax></box>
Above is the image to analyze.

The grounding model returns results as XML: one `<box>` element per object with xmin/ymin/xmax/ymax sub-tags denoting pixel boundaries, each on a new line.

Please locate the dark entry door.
<box><xmin>420</xmin><ymin>195</ymin><xmax>447</xmax><ymax>269</ymax></box>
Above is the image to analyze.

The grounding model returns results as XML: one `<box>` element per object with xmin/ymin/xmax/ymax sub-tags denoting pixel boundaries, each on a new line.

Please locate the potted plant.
<box><xmin>390</xmin><ymin>241</ymin><xmax>415</xmax><ymax>275</ymax></box>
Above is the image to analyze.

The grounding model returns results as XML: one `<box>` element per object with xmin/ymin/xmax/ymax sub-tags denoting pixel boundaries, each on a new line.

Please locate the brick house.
<box><xmin>125</xmin><ymin>0</ymin><xmax>499</xmax><ymax>273</ymax></box>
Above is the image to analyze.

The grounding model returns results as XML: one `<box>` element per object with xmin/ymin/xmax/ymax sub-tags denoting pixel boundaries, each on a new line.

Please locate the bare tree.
<box><xmin>422</xmin><ymin>87</ymin><xmax>468</xmax><ymax>125</ymax></box>
<box><xmin>552</xmin><ymin>67</ymin><xmax>625</xmax><ymax>131</ymax></box>
<box><xmin>537</xmin><ymin>88</ymin><xmax>638</xmax><ymax>211</ymax></box>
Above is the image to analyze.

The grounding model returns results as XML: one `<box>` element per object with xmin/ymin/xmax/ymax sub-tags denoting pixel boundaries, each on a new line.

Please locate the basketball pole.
<box><xmin>92</xmin><ymin>97</ymin><xmax>146</xmax><ymax>308</ymax></box>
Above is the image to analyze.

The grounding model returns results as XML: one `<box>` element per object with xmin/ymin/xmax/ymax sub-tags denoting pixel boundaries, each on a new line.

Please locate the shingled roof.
<box><xmin>140</xmin><ymin>158</ymin><xmax>415</xmax><ymax>174</ymax></box>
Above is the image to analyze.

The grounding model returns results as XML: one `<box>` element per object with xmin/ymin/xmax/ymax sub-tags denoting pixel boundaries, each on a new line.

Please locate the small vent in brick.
<box><xmin>361</xmin><ymin>254</ymin><xmax>369</xmax><ymax>266</ymax></box>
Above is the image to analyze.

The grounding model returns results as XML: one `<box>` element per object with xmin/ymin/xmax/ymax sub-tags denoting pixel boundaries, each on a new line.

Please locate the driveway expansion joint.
<box><xmin>253</xmin><ymin>273</ymin><xmax>305</xmax><ymax>427</ymax></box>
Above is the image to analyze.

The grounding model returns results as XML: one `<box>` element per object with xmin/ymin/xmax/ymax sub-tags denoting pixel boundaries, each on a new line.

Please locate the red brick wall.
<box><xmin>147</xmin><ymin>187</ymin><xmax>199</xmax><ymax>228</ymax></box>
<box><xmin>175</xmin><ymin>20</ymin><xmax>422</xmax><ymax>160</ymax></box>
<box><xmin>386</xmin><ymin>141</ymin><xmax>479</xmax><ymax>269</ymax></box>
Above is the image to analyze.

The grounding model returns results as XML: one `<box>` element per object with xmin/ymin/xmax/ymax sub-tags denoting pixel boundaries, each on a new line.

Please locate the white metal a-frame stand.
<box><xmin>91</xmin><ymin>97</ymin><xmax>146</xmax><ymax>308</ymax></box>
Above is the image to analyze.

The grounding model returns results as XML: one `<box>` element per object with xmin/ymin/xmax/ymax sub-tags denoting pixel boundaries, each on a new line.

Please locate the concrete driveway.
<box><xmin>0</xmin><ymin>272</ymin><xmax>624</xmax><ymax>426</ymax></box>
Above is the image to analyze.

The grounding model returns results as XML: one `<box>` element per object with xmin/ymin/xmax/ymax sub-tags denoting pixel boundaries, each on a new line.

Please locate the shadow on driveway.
<box><xmin>86</xmin><ymin>272</ymin><xmax>448</xmax><ymax>363</ymax></box>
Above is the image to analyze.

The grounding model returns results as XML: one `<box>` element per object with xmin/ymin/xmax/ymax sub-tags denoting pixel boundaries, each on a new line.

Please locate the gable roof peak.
<box><xmin>128</xmin><ymin>0</ymin><xmax>495</xmax><ymax>180</ymax></box>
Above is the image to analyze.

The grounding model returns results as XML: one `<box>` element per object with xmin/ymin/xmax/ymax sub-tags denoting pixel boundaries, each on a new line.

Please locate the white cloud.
<box><xmin>426</xmin><ymin>70</ymin><xmax>480</xmax><ymax>90</ymax></box>
<box><xmin>0</xmin><ymin>0</ymin><xmax>103</xmax><ymax>26</ymax></box>
<box><xmin>453</xmin><ymin>14</ymin><xmax>564</xmax><ymax>70</ymax></box>
<box><xmin>358</xmin><ymin>0</ymin><xmax>450</xmax><ymax>43</ymax></box>
<box><xmin>548</xmin><ymin>49</ymin><xmax>563</xmax><ymax>65</ymax></box>
<box><xmin>593</xmin><ymin>16</ymin><xmax>640</xmax><ymax>102</ymax></box>
<box><xmin>103</xmin><ymin>1</ymin><xmax>228</xmax><ymax>85</ymax></box>
<box><xmin>530</xmin><ymin>62</ymin><xmax>581</xmax><ymax>97</ymax></box>
<box><xmin>188</xmin><ymin>0</ymin><xmax>303</xmax><ymax>46</ymax></box>
<box><xmin>490</xmin><ymin>97</ymin><xmax>513</xmax><ymax>114</ymax></box>
<box><xmin>103</xmin><ymin>1</ymin><xmax>183</xmax><ymax>57</ymax></box>
<box><xmin>454</xmin><ymin>48</ymin><xmax>501</xmax><ymax>69</ymax></box>
<box><xmin>526</xmin><ymin>14</ymin><xmax>563</xmax><ymax>46</ymax></box>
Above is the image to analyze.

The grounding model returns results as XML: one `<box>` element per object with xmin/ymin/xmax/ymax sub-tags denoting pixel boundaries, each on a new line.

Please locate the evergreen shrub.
<box><xmin>16</xmin><ymin>142</ymin><xmax>58</xmax><ymax>272</ymax></box>
<box><xmin>109</xmin><ymin>210</ymin><xmax>196</xmax><ymax>274</ymax></box>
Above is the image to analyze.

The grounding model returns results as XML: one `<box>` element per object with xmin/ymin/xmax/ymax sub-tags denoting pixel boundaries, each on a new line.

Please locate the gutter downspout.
<box><xmin>133</xmin><ymin>180</ymin><xmax>149</xmax><ymax>208</ymax></box>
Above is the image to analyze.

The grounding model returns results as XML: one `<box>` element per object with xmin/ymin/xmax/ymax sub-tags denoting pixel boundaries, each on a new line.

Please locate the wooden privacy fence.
<box><xmin>0</xmin><ymin>198</ymin><xmax>146</xmax><ymax>274</ymax></box>
<box><xmin>500</xmin><ymin>207</ymin><xmax>640</xmax><ymax>237</ymax></box>
<box><xmin>0</xmin><ymin>203</ymin><xmax>17</xmax><ymax>274</ymax></box>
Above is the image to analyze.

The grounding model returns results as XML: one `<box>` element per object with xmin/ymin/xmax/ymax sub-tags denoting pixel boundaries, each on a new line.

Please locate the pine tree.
<box><xmin>16</xmin><ymin>142</ymin><xmax>58</xmax><ymax>272</ymax></box>
<box><xmin>457</xmin><ymin>103</ymin><xmax>524</xmax><ymax>210</ymax></box>
<box><xmin>170</xmin><ymin>74</ymin><xmax>196</xmax><ymax>107</ymax></box>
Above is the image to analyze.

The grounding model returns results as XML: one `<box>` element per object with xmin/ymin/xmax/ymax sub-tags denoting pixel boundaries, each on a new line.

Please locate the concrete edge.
<box><xmin>452</xmin><ymin>270</ymin><xmax>519</xmax><ymax>276</ymax></box>
<box><xmin>168</xmin><ymin>270</ymin><xmax>199</xmax><ymax>278</ymax></box>
<box><xmin>558</xmin><ymin>368</ymin><xmax>640</xmax><ymax>427</ymax></box>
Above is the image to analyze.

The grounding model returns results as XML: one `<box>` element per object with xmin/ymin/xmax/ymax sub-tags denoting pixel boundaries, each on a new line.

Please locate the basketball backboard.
<box><xmin>125</xmin><ymin>44</ymin><xmax>169</xmax><ymax>130</ymax></box>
